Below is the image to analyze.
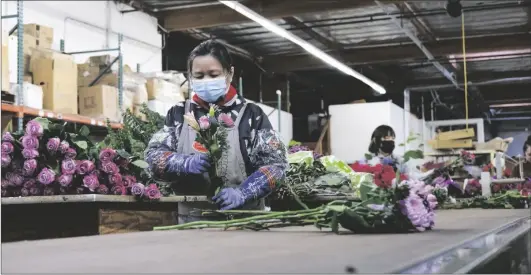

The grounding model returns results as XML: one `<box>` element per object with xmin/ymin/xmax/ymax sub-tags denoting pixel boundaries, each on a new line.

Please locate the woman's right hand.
<box><xmin>182</xmin><ymin>154</ymin><xmax>211</xmax><ymax>174</ymax></box>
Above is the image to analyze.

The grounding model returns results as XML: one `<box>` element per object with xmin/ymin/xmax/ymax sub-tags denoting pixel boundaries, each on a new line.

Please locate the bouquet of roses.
<box><xmin>1</xmin><ymin>118</ymin><xmax>160</xmax><ymax>200</ymax></box>
<box><xmin>183</xmin><ymin>106</ymin><xmax>234</xmax><ymax>197</ymax></box>
<box><xmin>154</xmin><ymin>172</ymin><xmax>440</xmax><ymax>234</ymax></box>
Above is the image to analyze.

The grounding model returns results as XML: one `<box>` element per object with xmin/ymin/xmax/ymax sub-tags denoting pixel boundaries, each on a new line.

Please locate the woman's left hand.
<box><xmin>212</xmin><ymin>188</ymin><xmax>245</xmax><ymax>210</ymax></box>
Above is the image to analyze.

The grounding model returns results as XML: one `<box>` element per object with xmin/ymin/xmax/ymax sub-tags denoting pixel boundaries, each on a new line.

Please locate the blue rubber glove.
<box><xmin>212</xmin><ymin>166</ymin><xmax>282</xmax><ymax>210</ymax></box>
<box><xmin>167</xmin><ymin>153</ymin><xmax>210</xmax><ymax>175</ymax></box>
<box><xmin>212</xmin><ymin>188</ymin><xmax>246</xmax><ymax>210</ymax></box>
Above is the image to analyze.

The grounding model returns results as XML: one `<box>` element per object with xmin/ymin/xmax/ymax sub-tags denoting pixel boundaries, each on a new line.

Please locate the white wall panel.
<box><xmin>2</xmin><ymin>0</ymin><xmax>162</xmax><ymax>84</ymax></box>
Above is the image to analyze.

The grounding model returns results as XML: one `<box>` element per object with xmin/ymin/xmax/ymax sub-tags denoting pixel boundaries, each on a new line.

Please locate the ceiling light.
<box><xmin>218</xmin><ymin>0</ymin><xmax>386</xmax><ymax>94</ymax></box>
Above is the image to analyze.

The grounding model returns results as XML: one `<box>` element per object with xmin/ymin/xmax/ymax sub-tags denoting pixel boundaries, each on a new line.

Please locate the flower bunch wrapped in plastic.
<box><xmin>1</xmin><ymin>118</ymin><xmax>160</xmax><ymax>200</ymax></box>
<box><xmin>155</xmin><ymin>173</ymin><xmax>439</xmax><ymax>234</ymax></box>
<box><xmin>183</xmin><ymin>106</ymin><xmax>233</xmax><ymax>197</ymax></box>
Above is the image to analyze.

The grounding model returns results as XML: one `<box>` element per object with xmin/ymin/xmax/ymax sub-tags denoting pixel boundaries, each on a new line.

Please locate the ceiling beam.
<box><xmin>263</xmin><ymin>33</ymin><xmax>531</xmax><ymax>72</ymax></box>
<box><xmin>281</xmin><ymin>16</ymin><xmax>341</xmax><ymax>51</ymax></box>
<box><xmin>162</xmin><ymin>0</ymin><xmax>375</xmax><ymax>31</ymax></box>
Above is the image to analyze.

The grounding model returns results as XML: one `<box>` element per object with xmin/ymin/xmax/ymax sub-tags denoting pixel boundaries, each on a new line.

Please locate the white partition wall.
<box><xmin>329</xmin><ymin>101</ymin><xmax>423</xmax><ymax>163</ymax></box>
<box><xmin>245</xmin><ymin>99</ymin><xmax>293</xmax><ymax>145</ymax></box>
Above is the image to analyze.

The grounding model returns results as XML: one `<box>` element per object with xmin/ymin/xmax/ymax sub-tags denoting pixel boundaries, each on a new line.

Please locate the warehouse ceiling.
<box><xmin>121</xmin><ymin>0</ymin><xmax>531</xmax><ymax>128</ymax></box>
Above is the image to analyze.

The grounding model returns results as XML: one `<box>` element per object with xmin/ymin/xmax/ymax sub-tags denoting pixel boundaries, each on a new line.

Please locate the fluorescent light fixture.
<box><xmin>490</xmin><ymin>103</ymin><xmax>531</xmax><ymax>108</ymax></box>
<box><xmin>218</xmin><ymin>0</ymin><xmax>386</xmax><ymax>94</ymax></box>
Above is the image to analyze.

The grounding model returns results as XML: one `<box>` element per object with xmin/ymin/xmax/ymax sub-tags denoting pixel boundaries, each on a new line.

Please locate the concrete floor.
<box><xmin>2</xmin><ymin>209</ymin><xmax>530</xmax><ymax>273</ymax></box>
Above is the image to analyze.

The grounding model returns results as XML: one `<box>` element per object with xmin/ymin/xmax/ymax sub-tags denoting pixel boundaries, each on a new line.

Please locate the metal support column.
<box><xmin>238</xmin><ymin>75</ymin><xmax>243</xmax><ymax>97</ymax></box>
<box><xmin>276</xmin><ymin>90</ymin><xmax>282</xmax><ymax>133</ymax></box>
<box><xmin>16</xmin><ymin>0</ymin><xmax>24</xmax><ymax>131</ymax></box>
<box><xmin>403</xmin><ymin>89</ymin><xmax>410</xmax><ymax>151</ymax></box>
<box><xmin>258</xmin><ymin>73</ymin><xmax>263</xmax><ymax>103</ymax></box>
<box><xmin>286</xmin><ymin>79</ymin><xmax>291</xmax><ymax>113</ymax></box>
<box><xmin>117</xmin><ymin>34</ymin><xmax>124</xmax><ymax>112</ymax></box>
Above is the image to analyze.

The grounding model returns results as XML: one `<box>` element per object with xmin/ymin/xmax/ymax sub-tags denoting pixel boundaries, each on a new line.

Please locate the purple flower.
<box><xmin>23</xmin><ymin>159</ymin><xmax>38</xmax><ymax>176</ymax></box>
<box><xmin>43</xmin><ymin>186</ymin><xmax>55</xmax><ymax>196</ymax></box>
<box><xmin>218</xmin><ymin>113</ymin><xmax>234</xmax><ymax>127</ymax></box>
<box><xmin>400</xmin><ymin>193</ymin><xmax>432</xmax><ymax>232</ymax></box>
<box><xmin>130</xmin><ymin>183</ymin><xmax>145</xmax><ymax>196</ymax></box>
<box><xmin>21</xmin><ymin>188</ymin><xmax>30</xmax><ymax>197</ymax></box>
<box><xmin>23</xmin><ymin>178</ymin><xmax>36</xmax><ymax>189</ymax></box>
<box><xmin>96</xmin><ymin>184</ymin><xmax>109</xmax><ymax>195</ymax></box>
<box><xmin>1</xmin><ymin>153</ymin><xmax>11</xmax><ymax>167</ymax></box>
<box><xmin>37</xmin><ymin>168</ymin><xmax>56</xmax><ymax>185</ymax></box>
<box><xmin>59</xmin><ymin>140</ymin><xmax>70</xmax><ymax>154</ymax></box>
<box><xmin>1</xmin><ymin>179</ymin><xmax>11</xmax><ymax>188</ymax></box>
<box><xmin>426</xmin><ymin>194</ymin><xmax>438</xmax><ymax>210</ymax></box>
<box><xmin>46</xmin><ymin>137</ymin><xmax>60</xmax><ymax>153</ymax></box>
<box><xmin>61</xmin><ymin>159</ymin><xmax>77</xmax><ymax>175</ymax></box>
<box><xmin>111</xmin><ymin>185</ymin><xmax>127</xmax><ymax>195</ymax></box>
<box><xmin>25</xmin><ymin>120</ymin><xmax>43</xmax><ymax>137</ymax></box>
<box><xmin>76</xmin><ymin>160</ymin><xmax>95</xmax><ymax>175</ymax></box>
<box><xmin>21</xmin><ymin>135</ymin><xmax>39</xmax><ymax>149</ymax></box>
<box><xmin>122</xmin><ymin>175</ymin><xmax>136</xmax><ymax>188</ymax></box>
<box><xmin>1</xmin><ymin>188</ymin><xmax>10</xmax><ymax>197</ymax></box>
<box><xmin>198</xmin><ymin>116</ymin><xmax>211</xmax><ymax>130</ymax></box>
<box><xmin>6</xmin><ymin>172</ymin><xmax>24</xmax><ymax>186</ymax></box>
<box><xmin>1</xmin><ymin>142</ymin><xmax>14</xmax><ymax>154</ymax></box>
<box><xmin>22</xmin><ymin>148</ymin><xmax>39</xmax><ymax>159</ymax></box>
<box><xmin>83</xmin><ymin>174</ymin><xmax>100</xmax><ymax>192</ymax></box>
<box><xmin>2</xmin><ymin>132</ymin><xmax>14</xmax><ymax>142</ymax></box>
<box><xmin>101</xmin><ymin>161</ymin><xmax>119</xmax><ymax>175</ymax></box>
<box><xmin>99</xmin><ymin>148</ymin><xmax>117</xmax><ymax>162</ymax></box>
<box><xmin>108</xmin><ymin>173</ymin><xmax>123</xmax><ymax>185</ymax></box>
<box><xmin>145</xmin><ymin>184</ymin><xmax>162</xmax><ymax>200</ymax></box>
<box><xmin>57</xmin><ymin>174</ymin><xmax>73</xmax><ymax>187</ymax></box>
<box><xmin>29</xmin><ymin>186</ymin><xmax>42</xmax><ymax>196</ymax></box>
<box><xmin>65</xmin><ymin>148</ymin><xmax>77</xmax><ymax>159</ymax></box>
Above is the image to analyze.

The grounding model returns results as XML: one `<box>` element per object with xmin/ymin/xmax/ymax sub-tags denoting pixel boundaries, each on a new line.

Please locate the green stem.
<box><xmin>154</xmin><ymin>208</ymin><xmax>325</xmax><ymax>231</ymax></box>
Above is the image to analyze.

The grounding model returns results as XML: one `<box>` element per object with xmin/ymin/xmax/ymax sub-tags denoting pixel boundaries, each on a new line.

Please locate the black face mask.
<box><xmin>380</xmin><ymin>140</ymin><xmax>395</xmax><ymax>154</ymax></box>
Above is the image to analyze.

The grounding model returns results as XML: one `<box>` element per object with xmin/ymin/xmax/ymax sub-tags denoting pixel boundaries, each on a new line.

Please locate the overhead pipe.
<box><xmin>375</xmin><ymin>0</ymin><xmax>458</xmax><ymax>87</ymax></box>
<box><xmin>212</xmin><ymin>2</ymin><xmax>529</xmax><ymax>38</ymax></box>
<box><xmin>489</xmin><ymin>117</ymin><xmax>531</xmax><ymax>121</ymax></box>
<box><xmin>407</xmin><ymin>77</ymin><xmax>531</xmax><ymax>92</ymax></box>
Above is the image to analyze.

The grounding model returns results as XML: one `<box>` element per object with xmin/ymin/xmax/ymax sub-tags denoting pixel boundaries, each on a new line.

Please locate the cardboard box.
<box><xmin>32</xmin><ymin>54</ymin><xmax>78</xmax><ymax>114</ymax></box>
<box><xmin>1</xmin><ymin>31</ymin><xmax>9</xmax><ymax>92</ymax></box>
<box><xmin>22</xmin><ymin>34</ymin><xmax>53</xmax><ymax>73</ymax></box>
<box><xmin>436</xmin><ymin>128</ymin><xmax>475</xmax><ymax>141</ymax></box>
<box><xmin>23</xmin><ymin>74</ymin><xmax>32</xmax><ymax>83</ymax></box>
<box><xmin>146</xmin><ymin>78</ymin><xmax>180</xmax><ymax>100</ymax></box>
<box><xmin>23</xmin><ymin>24</ymin><xmax>53</xmax><ymax>46</ymax></box>
<box><xmin>428</xmin><ymin>139</ymin><xmax>474</xmax><ymax>149</ymax></box>
<box><xmin>89</xmin><ymin>55</ymin><xmax>114</xmax><ymax>67</ymax></box>
<box><xmin>77</xmin><ymin>63</ymin><xmax>101</xmax><ymax>87</ymax></box>
<box><xmin>78</xmin><ymin>85</ymin><xmax>118</xmax><ymax>121</ymax></box>
<box><xmin>10</xmin><ymin>82</ymin><xmax>43</xmax><ymax>109</ymax></box>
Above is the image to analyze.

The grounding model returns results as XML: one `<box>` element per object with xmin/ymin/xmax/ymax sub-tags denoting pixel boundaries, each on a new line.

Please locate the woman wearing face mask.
<box><xmin>511</xmin><ymin>135</ymin><xmax>531</xmax><ymax>178</ymax></box>
<box><xmin>366</xmin><ymin>125</ymin><xmax>401</xmax><ymax>169</ymax></box>
<box><xmin>145</xmin><ymin>40</ymin><xmax>288</xmax><ymax>223</ymax></box>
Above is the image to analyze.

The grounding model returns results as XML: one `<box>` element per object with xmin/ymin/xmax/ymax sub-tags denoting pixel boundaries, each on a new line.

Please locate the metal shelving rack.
<box><xmin>1</xmin><ymin>0</ymin><xmax>126</xmax><ymax>131</ymax></box>
<box><xmin>2</xmin><ymin>0</ymin><xmax>24</xmax><ymax>130</ymax></box>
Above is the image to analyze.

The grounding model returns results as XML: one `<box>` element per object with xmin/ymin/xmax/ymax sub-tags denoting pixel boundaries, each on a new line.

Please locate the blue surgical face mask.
<box><xmin>191</xmin><ymin>77</ymin><xmax>228</xmax><ymax>103</ymax></box>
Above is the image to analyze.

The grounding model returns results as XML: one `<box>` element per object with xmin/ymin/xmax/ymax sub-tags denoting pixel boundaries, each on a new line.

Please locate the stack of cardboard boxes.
<box><xmin>10</xmin><ymin>24</ymin><xmax>78</xmax><ymax>113</ymax></box>
<box><xmin>145</xmin><ymin>77</ymin><xmax>185</xmax><ymax>116</ymax></box>
<box><xmin>77</xmin><ymin>55</ymin><xmax>122</xmax><ymax>121</ymax></box>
